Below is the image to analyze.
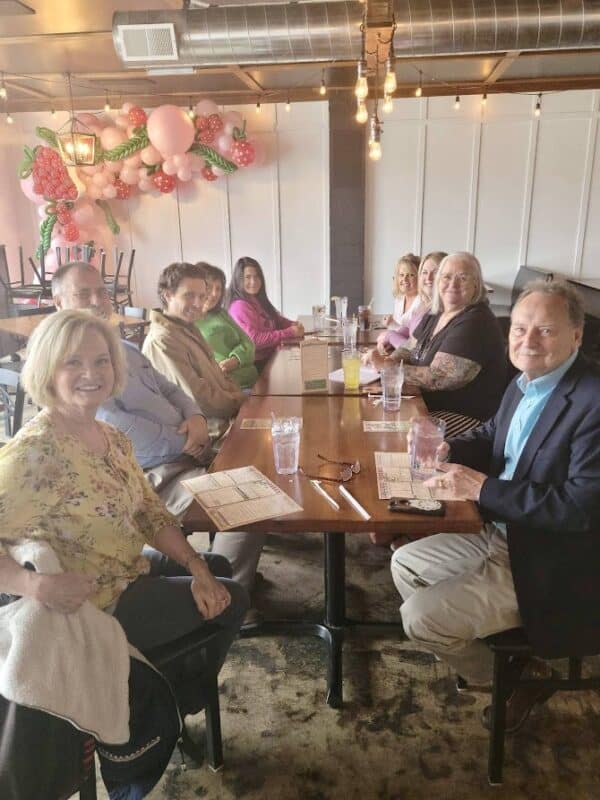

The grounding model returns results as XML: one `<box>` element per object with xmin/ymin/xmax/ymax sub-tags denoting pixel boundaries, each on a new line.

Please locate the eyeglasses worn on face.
<box><xmin>439</xmin><ymin>273</ymin><xmax>474</xmax><ymax>285</ymax></box>
<box><xmin>72</xmin><ymin>288</ymin><xmax>111</xmax><ymax>301</ymax></box>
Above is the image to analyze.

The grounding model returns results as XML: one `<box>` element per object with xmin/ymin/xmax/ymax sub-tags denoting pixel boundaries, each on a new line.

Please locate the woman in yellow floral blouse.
<box><xmin>0</xmin><ymin>310</ymin><xmax>248</xmax><ymax>683</ymax></box>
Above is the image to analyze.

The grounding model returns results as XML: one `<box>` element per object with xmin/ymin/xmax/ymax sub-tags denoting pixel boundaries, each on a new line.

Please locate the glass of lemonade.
<box><xmin>342</xmin><ymin>348</ymin><xmax>361</xmax><ymax>391</ymax></box>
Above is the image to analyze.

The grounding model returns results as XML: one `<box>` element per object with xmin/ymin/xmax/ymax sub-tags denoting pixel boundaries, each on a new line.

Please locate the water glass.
<box><xmin>409</xmin><ymin>418</ymin><xmax>446</xmax><ymax>480</ymax></box>
<box><xmin>381</xmin><ymin>365</ymin><xmax>404</xmax><ymax>411</ymax></box>
<box><xmin>342</xmin><ymin>349</ymin><xmax>361</xmax><ymax>391</ymax></box>
<box><xmin>333</xmin><ymin>296</ymin><xmax>348</xmax><ymax>322</ymax></box>
<box><xmin>271</xmin><ymin>416</ymin><xmax>301</xmax><ymax>475</ymax></box>
<box><xmin>358</xmin><ymin>305</ymin><xmax>371</xmax><ymax>330</ymax></box>
<box><xmin>341</xmin><ymin>316</ymin><xmax>358</xmax><ymax>349</ymax></box>
<box><xmin>312</xmin><ymin>304</ymin><xmax>326</xmax><ymax>331</ymax></box>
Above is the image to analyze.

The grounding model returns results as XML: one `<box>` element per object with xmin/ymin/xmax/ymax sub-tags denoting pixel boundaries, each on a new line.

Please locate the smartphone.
<box><xmin>388</xmin><ymin>498</ymin><xmax>445</xmax><ymax>516</ymax></box>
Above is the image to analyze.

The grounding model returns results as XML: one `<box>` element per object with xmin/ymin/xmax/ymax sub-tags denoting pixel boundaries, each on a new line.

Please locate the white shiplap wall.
<box><xmin>365</xmin><ymin>90</ymin><xmax>600</xmax><ymax>314</ymax></box>
<box><xmin>0</xmin><ymin>102</ymin><xmax>329</xmax><ymax>317</ymax></box>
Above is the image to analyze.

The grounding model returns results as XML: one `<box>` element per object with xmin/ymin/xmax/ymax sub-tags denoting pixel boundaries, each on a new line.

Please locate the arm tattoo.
<box><xmin>390</xmin><ymin>337</ymin><xmax>417</xmax><ymax>362</ymax></box>
<box><xmin>404</xmin><ymin>352</ymin><xmax>481</xmax><ymax>391</ymax></box>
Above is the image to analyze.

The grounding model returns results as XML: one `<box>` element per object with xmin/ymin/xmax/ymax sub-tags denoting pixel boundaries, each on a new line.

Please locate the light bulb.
<box><xmin>6</xmin><ymin>112</ymin><xmax>13</xmax><ymax>125</ymax></box>
<box><xmin>187</xmin><ymin>106</ymin><xmax>194</xmax><ymax>118</ymax></box>
<box><xmin>0</xmin><ymin>85</ymin><xmax>6</xmax><ymax>100</ymax></box>
<box><xmin>285</xmin><ymin>100</ymin><xmax>291</xmax><ymax>112</ymax></box>
<box><xmin>355</xmin><ymin>76</ymin><xmax>368</xmax><ymax>101</ymax></box>
<box><xmin>454</xmin><ymin>95</ymin><xmax>461</xmax><ymax>110</ymax></box>
<box><xmin>382</xmin><ymin>94</ymin><xmax>393</xmax><ymax>114</ymax></box>
<box><xmin>355</xmin><ymin>102</ymin><xmax>368</xmax><ymax>124</ymax></box>
<box><xmin>481</xmin><ymin>92</ymin><xmax>487</xmax><ymax>106</ymax></box>
<box><xmin>255</xmin><ymin>101</ymin><xmax>261</xmax><ymax>113</ymax></box>
<box><xmin>369</xmin><ymin>140</ymin><xmax>382</xmax><ymax>161</ymax></box>
<box><xmin>415</xmin><ymin>85</ymin><xmax>422</xmax><ymax>98</ymax></box>
<box><xmin>383</xmin><ymin>70</ymin><xmax>397</xmax><ymax>96</ymax></box>
<box><xmin>51</xmin><ymin>109</ymin><xmax>57</xmax><ymax>118</ymax></box>
<box><xmin>319</xmin><ymin>80</ymin><xmax>327</xmax><ymax>96</ymax></box>
<box><xmin>534</xmin><ymin>94</ymin><xmax>541</xmax><ymax>117</ymax></box>
<box><xmin>104</xmin><ymin>99</ymin><xmax>111</xmax><ymax>113</ymax></box>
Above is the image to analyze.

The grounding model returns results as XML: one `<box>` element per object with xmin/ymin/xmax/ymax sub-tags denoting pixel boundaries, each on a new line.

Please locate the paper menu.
<box><xmin>363</xmin><ymin>421</ymin><xmax>410</xmax><ymax>432</ymax></box>
<box><xmin>181</xmin><ymin>466</ymin><xmax>303</xmax><ymax>530</ymax></box>
<box><xmin>374</xmin><ymin>452</ymin><xmax>454</xmax><ymax>501</ymax></box>
<box><xmin>300</xmin><ymin>340</ymin><xmax>329</xmax><ymax>391</ymax></box>
<box><xmin>328</xmin><ymin>366</ymin><xmax>380</xmax><ymax>386</ymax></box>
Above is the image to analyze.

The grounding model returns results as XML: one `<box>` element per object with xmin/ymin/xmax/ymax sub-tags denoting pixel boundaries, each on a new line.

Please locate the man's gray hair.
<box><xmin>430</xmin><ymin>252</ymin><xmax>488</xmax><ymax>314</ymax></box>
<box><xmin>513</xmin><ymin>279</ymin><xmax>585</xmax><ymax>328</ymax></box>
<box><xmin>51</xmin><ymin>261</ymin><xmax>99</xmax><ymax>297</ymax></box>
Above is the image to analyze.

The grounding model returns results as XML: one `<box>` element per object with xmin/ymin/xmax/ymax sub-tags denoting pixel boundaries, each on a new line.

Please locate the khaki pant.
<box><xmin>391</xmin><ymin>524</ymin><xmax>522</xmax><ymax>684</ymax></box>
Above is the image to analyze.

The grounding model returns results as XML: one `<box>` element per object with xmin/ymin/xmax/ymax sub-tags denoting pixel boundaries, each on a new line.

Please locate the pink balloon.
<box><xmin>100</xmin><ymin>126</ymin><xmax>127</xmax><ymax>151</ymax></box>
<box><xmin>43</xmin><ymin>250</ymin><xmax>58</xmax><ymax>272</ymax></box>
<box><xmin>75</xmin><ymin>113</ymin><xmax>101</xmax><ymax>131</ymax></box>
<box><xmin>20</xmin><ymin>175</ymin><xmax>46</xmax><ymax>205</ymax></box>
<box><xmin>251</xmin><ymin>138</ymin><xmax>267</xmax><ymax>166</ymax></box>
<box><xmin>92</xmin><ymin>172</ymin><xmax>109</xmax><ymax>188</ymax></box>
<box><xmin>138</xmin><ymin>178</ymin><xmax>153</xmax><ymax>192</ymax></box>
<box><xmin>80</xmin><ymin>164</ymin><xmax>102</xmax><ymax>176</ymax></box>
<box><xmin>114</xmin><ymin>114</ymin><xmax>129</xmax><ymax>130</ymax></box>
<box><xmin>37</xmin><ymin>205</ymin><xmax>48</xmax><ymax>219</ymax></box>
<box><xmin>105</xmin><ymin>159</ymin><xmax>123</xmax><ymax>174</ymax></box>
<box><xmin>121</xmin><ymin>102</ymin><xmax>133</xmax><ymax>114</ymax></box>
<box><xmin>140</xmin><ymin>144</ymin><xmax>163</xmax><ymax>166</ymax></box>
<box><xmin>73</xmin><ymin>202</ymin><xmax>95</xmax><ymax>225</ymax></box>
<box><xmin>124</xmin><ymin>153</ymin><xmax>142</xmax><ymax>169</ymax></box>
<box><xmin>216</xmin><ymin>133</ymin><xmax>233</xmax><ymax>155</ymax></box>
<box><xmin>162</xmin><ymin>157</ymin><xmax>178</xmax><ymax>176</ymax></box>
<box><xmin>87</xmin><ymin>184</ymin><xmax>103</xmax><ymax>200</ymax></box>
<box><xmin>147</xmin><ymin>104</ymin><xmax>195</xmax><ymax>157</ymax></box>
<box><xmin>102</xmin><ymin>184</ymin><xmax>117</xmax><ymax>199</ymax></box>
<box><xmin>126</xmin><ymin>125</ymin><xmax>137</xmax><ymax>138</ymax></box>
<box><xmin>177</xmin><ymin>167</ymin><xmax>192</xmax><ymax>181</ymax></box>
<box><xmin>119</xmin><ymin>166</ymin><xmax>139</xmax><ymax>186</ymax></box>
<box><xmin>194</xmin><ymin>99</ymin><xmax>219</xmax><ymax>117</ymax></box>
<box><xmin>76</xmin><ymin>227</ymin><xmax>90</xmax><ymax>242</ymax></box>
<box><xmin>222</xmin><ymin>110</ymin><xmax>243</xmax><ymax>128</ymax></box>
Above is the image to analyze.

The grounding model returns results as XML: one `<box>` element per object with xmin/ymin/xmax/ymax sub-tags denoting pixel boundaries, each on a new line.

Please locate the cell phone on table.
<box><xmin>388</xmin><ymin>497</ymin><xmax>445</xmax><ymax>516</ymax></box>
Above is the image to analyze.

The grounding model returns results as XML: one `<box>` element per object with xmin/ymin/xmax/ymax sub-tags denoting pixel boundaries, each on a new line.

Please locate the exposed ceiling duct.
<box><xmin>113</xmin><ymin>1</ymin><xmax>600</xmax><ymax>70</ymax></box>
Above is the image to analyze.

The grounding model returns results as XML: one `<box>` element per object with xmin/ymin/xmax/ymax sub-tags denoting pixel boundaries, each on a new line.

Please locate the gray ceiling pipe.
<box><xmin>113</xmin><ymin>0</ymin><xmax>600</xmax><ymax>68</ymax></box>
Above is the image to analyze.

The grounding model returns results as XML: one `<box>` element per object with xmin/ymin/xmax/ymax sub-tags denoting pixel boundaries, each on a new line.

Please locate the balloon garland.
<box><xmin>18</xmin><ymin>99</ymin><xmax>260</xmax><ymax>271</ymax></box>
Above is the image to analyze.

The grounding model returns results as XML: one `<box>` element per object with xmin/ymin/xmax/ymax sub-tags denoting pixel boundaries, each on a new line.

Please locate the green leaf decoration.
<box><xmin>190</xmin><ymin>144</ymin><xmax>238</xmax><ymax>174</ymax></box>
<box><xmin>95</xmin><ymin>199</ymin><xmax>121</xmax><ymax>235</ymax></box>
<box><xmin>36</xmin><ymin>213</ymin><xmax>57</xmax><ymax>259</ymax></box>
<box><xmin>36</xmin><ymin>127</ymin><xmax>59</xmax><ymax>149</ymax></box>
<box><xmin>102</xmin><ymin>128</ymin><xmax>149</xmax><ymax>162</ymax></box>
<box><xmin>18</xmin><ymin>146</ymin><xmax>35</xmax><ymax>179</ymax></box>
<box><xmin>232</xmin><ymin>120</ymin><xmax>247</xmax><ymax>141</ymax></box>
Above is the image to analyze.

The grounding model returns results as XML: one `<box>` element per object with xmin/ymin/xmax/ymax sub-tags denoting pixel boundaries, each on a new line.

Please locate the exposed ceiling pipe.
<box><xmin>113</xmin><ymin>1</ymin><xmax>600</xmax><ymax>69</ymax></box>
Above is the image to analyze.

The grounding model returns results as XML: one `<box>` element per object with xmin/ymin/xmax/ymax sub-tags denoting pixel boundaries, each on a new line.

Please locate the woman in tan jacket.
<box><xmin>143</xmin><ymin>262</ymin><xmax>244</xmax><ymax>441</ymax></box>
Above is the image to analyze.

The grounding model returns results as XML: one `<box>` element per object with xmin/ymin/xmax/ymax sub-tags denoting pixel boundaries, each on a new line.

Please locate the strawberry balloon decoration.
<box><xmin>127</xmin><ymin>106</ymin><xmax>147</xmax><ymax>127</ymax></box>
<box><xmin>207</xmin><ymin>113</ymin><xmax>224</xmax><ymax>133</ymax></box>
<box><xmin>201</xmin><ymin>166</ymin><xmax>218</xmax><ymax>182</ymax></box>
<box><xmin>230</xmin><ymin>139</ymin><xmax>256</xmax><ymax>167</ymax></box>
<box><xmin>114</xmin><ymin>178</ymin><xmax>132</xmax><ymax>200</ymax></box>
<box><xmin>152</xmin><ymin>170</ymin><xmax>177</xmax><ymax>193</ymax></box>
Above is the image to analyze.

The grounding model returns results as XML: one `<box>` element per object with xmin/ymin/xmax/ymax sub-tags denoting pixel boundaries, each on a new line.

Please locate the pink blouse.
<box><xmin>228</xmin><ymin>297</ymin><xmax>296</xmax><ymax>361</ymax></box>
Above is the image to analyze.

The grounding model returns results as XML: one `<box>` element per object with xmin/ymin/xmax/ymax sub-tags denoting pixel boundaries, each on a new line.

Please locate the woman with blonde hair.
<box><xmin>377</xmin><ymin>251</ymin><xmax>446</xmax><ymax>352</ymax></box>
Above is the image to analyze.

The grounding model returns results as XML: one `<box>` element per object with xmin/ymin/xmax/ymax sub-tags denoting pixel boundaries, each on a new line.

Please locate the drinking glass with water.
<box><xmin>333</xmin><ymin>296</ymin><xmax>348</xmax><ymax>322</ymax></box>
<box><xmin>409</xmin><ymin>418</ymin><xmax>446</xmax><ymax>479</ymax></box>
<box><xmin>271</xmin><ymin>417</ymin><xmax>302</xmax><ymax>475</ymax></box>
<box><xmin>381</xmin><ymin>365</ymin><xmax>404</xmax><ymax>411</ymax></box>
<box><xmin>312</xmin><ymin>304</ymin><xmax>326</xmax><ymax>331</ymax></box>
<box><xmin>341</xmin><ymin>316</ymin><xmax>358</xmax><ymax>349</ymax></box>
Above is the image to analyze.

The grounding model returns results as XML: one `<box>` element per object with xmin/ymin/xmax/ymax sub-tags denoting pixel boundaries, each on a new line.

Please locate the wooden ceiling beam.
<box><xmin>485</xmin><ymin>51</ymin><xmax>521</xmax><ymax>84</ymax></box>
<box><xmin>230</xmin><ymin>67</ymin><xmax>264</xmax><ymax>93</ymax></box>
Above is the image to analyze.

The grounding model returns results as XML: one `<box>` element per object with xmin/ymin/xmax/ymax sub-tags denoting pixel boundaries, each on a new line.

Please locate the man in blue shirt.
<box><xmin>392</xmin><ymin>280</ymin><xmax>600</xmax><ymax>733</ymax></box>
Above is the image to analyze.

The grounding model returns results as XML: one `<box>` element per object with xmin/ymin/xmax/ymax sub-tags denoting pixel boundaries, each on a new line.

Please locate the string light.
<box><xmin>415</xmin><ymin>71</ymin><xmax>422</xmax><ymax>97</ymax></box>
<box><xmin>368</xmin><ymin>113</ymin><xmax>382</xmax><ymax>161</ymax></box>
<box><xmin>51</xmin><ymin>108</ymin><xmax>57</xmax><ymax>118</ymax></box>
<box><xmin>454</xmin><ymin>94</ymin><xmax>461</xmax><ymax>110</ymax></box>
<box><xmin>355</xmin><ymin>60</ymin><xmax>368</xmax><ymax>101</ymax></box>
<box><xmin>319</xmin><ymin>70</ymin><xmax>327</xmax><ymax>96</ymax></box>
<box><xmin>382</xmin><ymin>93</ymin><xmax>393</xmax><ymax>114</ymax></box>
<box><xmin>255</xmin><ymin>100</ymin><xmax>261</xmax><ymax>113</ymax></box>
<box><xmin>104</xmin><ymin>93</ymin><xmax>111</xmax><ymax>113</ymax></box>
<box><xmin>383</xmin><ymin>37</ymin><xmax>397</xmax><ymax>96</ymax></box>
<box><xmin>355</xmin><ymin>100</ymin><xmax>368</xmax><ymax>124</ymax></box>
<box><xmin>0</xmin><ymin>75</ymin><xmax>6</xmax><ymax>101</ymax></box>
<box><xmin>6</xmin><ymin>112</ymin><xmax>13</xmax><ymax>125</ymax></box>
<box><xmin>187</xmin><ymin>98</ymin><xmax>194</xmax><ymax>118</ymax></box>
<box><xmin>534</xmin><ymin>93</ymin><xmax>542</xmax><ymax>117</ymax></box>
<box><xmin>481</xmin><ymin>92</ymin><xmax>487</xmax><ymax>106</ymax></box>
<box><xmin>285</xmin><ymin>96</ymin><xmax>291</xmax><ymax>112</ymax></box>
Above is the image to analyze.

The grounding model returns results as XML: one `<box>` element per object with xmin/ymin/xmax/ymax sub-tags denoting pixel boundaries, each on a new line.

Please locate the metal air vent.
<box><xmin>116</xmin><ymin>23</ymin><xmax>178</xmax><ymax>63</ymax></box>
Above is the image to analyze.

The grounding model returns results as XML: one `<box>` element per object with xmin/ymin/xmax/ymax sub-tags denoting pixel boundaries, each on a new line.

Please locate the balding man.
<box><xmin>392</xmin><ymin>280</ymin><xmax>600</xmax><ymax>733</ymax></box>
<box><xmin>52</xmin><ymin>262</ymin><xmax>265</xmax><ymax>601</ymax></box>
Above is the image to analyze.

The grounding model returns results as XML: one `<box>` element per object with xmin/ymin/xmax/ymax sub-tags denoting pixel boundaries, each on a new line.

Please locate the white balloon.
<box><xmin>115</xmin><ymin>114</ymin><xmax>129</xmax><ymax>130</ymax></box>
<box><xmin>194</xmin><ymin>99</ymin><xmax>219</xmax><ymax>117</ymax></box>
<box><xmin>162</xmin><ymin>158</ymin><xmax>178</xmax><ymax>176</ymax></box>
<box><xmin>177</xmin><ymin>167</ymin><xmax>192</xmax><ymax>181</ymax></box>
<box><xmin>102</xmin><ymin>184</ymin><xmax>117</xmax><ymax>199</ymax></box>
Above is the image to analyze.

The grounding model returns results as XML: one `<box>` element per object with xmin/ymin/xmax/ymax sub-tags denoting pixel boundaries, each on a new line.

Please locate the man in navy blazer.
<box><xmin>392</xmin><ymin>279</ymin><xmax>600</xmax><ymax>732</ymax></box>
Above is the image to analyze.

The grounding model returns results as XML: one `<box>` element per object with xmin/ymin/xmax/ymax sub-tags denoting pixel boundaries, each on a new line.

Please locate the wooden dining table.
<box><xmin>298</xmin><ymin>314</ymin><xmax>386</xmax><ymax>346</ymax></box>
<box><xmin>183</xmin><ymin>392</ymin><xmax>482</xmax><ymax>707</ymax></box>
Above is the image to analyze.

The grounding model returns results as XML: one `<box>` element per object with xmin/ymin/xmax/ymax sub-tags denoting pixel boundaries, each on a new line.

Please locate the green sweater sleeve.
<box><xmin>198</xmin><ymin>310</ymin><xmax>255</xmax><ymax>367</ymax></box>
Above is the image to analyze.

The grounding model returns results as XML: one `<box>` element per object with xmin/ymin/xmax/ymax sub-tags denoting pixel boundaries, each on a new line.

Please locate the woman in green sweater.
<box><xmin>196</xmin><ymin>263</ymin><xmax>259</xmax><ymax>389</ymax></box>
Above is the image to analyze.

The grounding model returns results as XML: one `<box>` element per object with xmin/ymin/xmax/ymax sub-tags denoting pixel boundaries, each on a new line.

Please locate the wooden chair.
<box><xmin>102</xmin><ymin>248</ymin><xmax>136</xmax><ymax>310</ymax></box>
<box><xmin>0</xmin><ymin>362</ymin><xmax>25</xmax><ymax>438</ymax></box>
<box><xmin>484</xmin><ymin>627</ymin><xmax>600</xmax><ymax>785</ymax></box>
<box><xmin>119</xmin><ymin>305</ymin><xmax>148</xmax><ymax>348</ymax></box>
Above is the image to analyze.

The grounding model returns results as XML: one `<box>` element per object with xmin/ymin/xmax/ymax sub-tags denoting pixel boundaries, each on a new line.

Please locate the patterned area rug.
<box><xmin>91</xmin><ymin>532</ymin><xmax>600</xmax><ymax>800</ymax></box>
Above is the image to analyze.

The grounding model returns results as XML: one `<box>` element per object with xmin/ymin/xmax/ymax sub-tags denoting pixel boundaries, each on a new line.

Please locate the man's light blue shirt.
<box><xmin>493</xmin><ymin>349</ymin><xmax>578</xmax><ymax>535</ymax></box>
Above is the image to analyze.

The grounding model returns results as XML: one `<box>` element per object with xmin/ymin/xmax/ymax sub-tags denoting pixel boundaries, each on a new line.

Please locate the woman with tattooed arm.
<box><xmin>364</xmin><ymin>252</ymin><xmax>506</xmax><ymax>436</ymax></box>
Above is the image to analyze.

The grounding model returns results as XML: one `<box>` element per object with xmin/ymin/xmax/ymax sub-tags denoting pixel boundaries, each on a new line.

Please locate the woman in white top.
<box><xmin>382</xmin><ymin>253</ymin><xmax>421</xmax><ymax>331</ymax></box>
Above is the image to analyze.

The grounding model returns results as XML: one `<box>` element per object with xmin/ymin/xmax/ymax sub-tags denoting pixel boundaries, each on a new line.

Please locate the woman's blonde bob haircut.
<box><xmin>392</xmin><ymin>253</ymin><xmax>420</xmax><ymax>298</ymax></box>
<box><xmin>430</xmin><ymin>252</ymin><xmax>488</xmax><ymax>314</ymax></box>
<box><xmin>22</xmin><ymin>310</ymin><xmax>126</xmax><ymax>408</ymax></box>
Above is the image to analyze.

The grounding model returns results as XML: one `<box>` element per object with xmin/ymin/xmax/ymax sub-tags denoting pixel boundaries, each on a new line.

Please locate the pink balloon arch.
<box><xmin>18</xmin><ymin>101</ymin><xmax>260</xmax><ymax>262</ymax></box>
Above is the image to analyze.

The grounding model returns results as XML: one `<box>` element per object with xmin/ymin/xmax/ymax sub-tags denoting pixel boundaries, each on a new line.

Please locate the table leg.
<box><xmin>324</xmin><ymin>531</ymin><xmax>345</xmax><ymax>708</ymax></box>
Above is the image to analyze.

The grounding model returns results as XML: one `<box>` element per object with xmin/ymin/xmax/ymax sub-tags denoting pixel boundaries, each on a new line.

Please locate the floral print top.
<box><xmin>0</xmin><ymin>412</ymin><xmax>177</xmax><ymax>609</ymax></box>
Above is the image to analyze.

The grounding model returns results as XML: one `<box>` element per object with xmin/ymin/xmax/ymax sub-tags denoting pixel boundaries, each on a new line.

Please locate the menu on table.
<box><xmin>181</xmin><ymin>466</ymin><xmax>303</xmax><ymax>530</ymax></box>
<box><xmin>300</xmin><ymin>340</ymin><xmax>329</xmax><ymax>391</ymax></box>
<box><xmin>374</xmin><ymin>451</ymin><xmax>454</xmax><ymax>501</ymax></box>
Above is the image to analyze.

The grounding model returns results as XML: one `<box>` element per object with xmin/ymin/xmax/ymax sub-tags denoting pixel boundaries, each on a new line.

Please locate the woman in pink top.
<box><xmin>377</xmin><ymin>251</ymin><xmax>447</xmax><ymax>353</ymax></box>
<box><xmin>228</xmin><ymin>257</ymin><xmax>304</xmax><ymax>365</ymax></box>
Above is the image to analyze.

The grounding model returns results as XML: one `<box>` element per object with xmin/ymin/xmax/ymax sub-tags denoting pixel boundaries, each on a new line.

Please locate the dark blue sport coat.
<box><xmin>448</xmin><ymin>353</ymin><xmax>600</xmax><ymax>657</ymax></box>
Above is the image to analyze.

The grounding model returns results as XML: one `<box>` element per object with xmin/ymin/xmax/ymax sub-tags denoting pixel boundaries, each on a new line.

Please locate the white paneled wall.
<box><xmin>365</xmin><ymin>90</ymin><xmax>600</xmax><ymax>314</ymax></box>
<box><xmin>0</xmin><ymin>102</ymin><xmax>329</xmax><ymax>317</ymax></box>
